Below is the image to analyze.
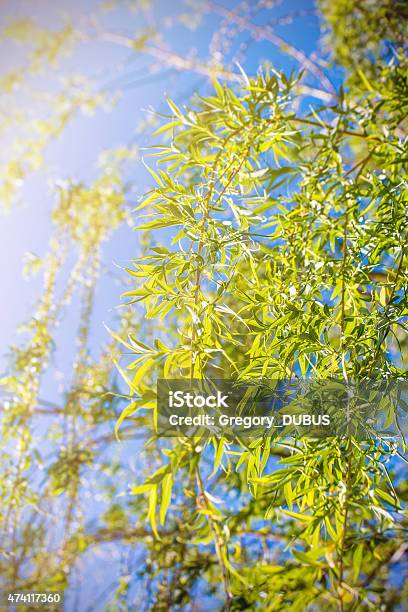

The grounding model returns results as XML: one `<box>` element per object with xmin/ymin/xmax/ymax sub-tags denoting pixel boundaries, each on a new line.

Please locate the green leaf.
<box><xmin>352</xmin><ymin>543</ymin><xmax>364</xmax><ymax>581</ymax></box>
<box><xmin>148</xmin><ymin>484</ymin><xmax>160</xmax><ymax>539</ymax></box>
<box><xmin>159</xmin><ymin>473</ymin><xmax>173</xmax><ymax>525</ymax></box>
<box><xmin>284</xmin><ymin>481</ymin><xmax>294</xmax><ymax>510</ymax></box>
<box><xmin>131</xmin><ymin>484</ymin><xmax>153</xmax><ymax>495</ymax></box>
<box><xmin>115</xmin><ymin>401</ymin><xmax>138</xmax><ymax>441</ymax></box>
<box><xmin>132</xmin><ymin>357</ymin><xmax>156</xmax><ymax>388</ymax></box>
<box><xmin>282</xmin><ymin>509</ymin><xmax>313</xmax><ymax>522</ymax></box>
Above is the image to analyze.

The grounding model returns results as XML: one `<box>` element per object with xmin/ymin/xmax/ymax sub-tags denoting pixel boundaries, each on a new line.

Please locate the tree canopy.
<box><xmin>0</xmin><ymin>1</ymin><xmax>406</xmax><ymax>610</ymax></box>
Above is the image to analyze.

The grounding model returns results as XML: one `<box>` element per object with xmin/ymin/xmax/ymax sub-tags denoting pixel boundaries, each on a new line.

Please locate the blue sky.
<box><xmin>0</xmin><ymin>0</ymin><xmax>327</xmax><ymax>400</ymax></box>
<box><xmin>0</xmin><ymin>4</ymin><xmax>331</xmax><ymax>603</ymax></box>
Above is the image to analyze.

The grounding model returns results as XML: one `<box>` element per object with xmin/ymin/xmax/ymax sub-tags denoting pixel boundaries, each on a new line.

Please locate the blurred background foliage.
<box><xmin>0</xmin><ymin>1</ymin><xmax>406</xmax><ymax>610</ymax></box>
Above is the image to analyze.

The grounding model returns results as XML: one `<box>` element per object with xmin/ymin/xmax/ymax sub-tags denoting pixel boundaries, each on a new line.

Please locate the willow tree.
<box><xmin>118</xmin><ymin>19</ymin><xmax>407</xmax><ymax>612</ymax></box>
<box><xmin>0</xmin><ymin>1</ymin><xmax>406</xmax><ymax>610</ymax></box>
